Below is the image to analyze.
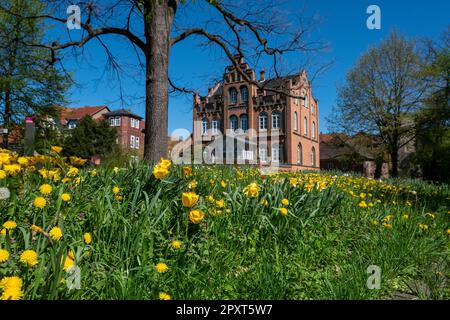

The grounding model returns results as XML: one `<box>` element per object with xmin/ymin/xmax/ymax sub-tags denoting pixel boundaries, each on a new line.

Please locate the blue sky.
<box><xmin>60</xmin><ymin>0</ymin><xmax>449</xmax><ymax>137</ymax></box>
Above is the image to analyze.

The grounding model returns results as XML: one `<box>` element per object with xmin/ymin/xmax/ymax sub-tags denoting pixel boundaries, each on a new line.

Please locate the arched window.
<box><xmin>240</xmin><ymin>114</ymin><xmax>248</xmax><ymax>132</ymax></box>
<box><xmin>312</xmin><ymin>121</ymin><xmax>316</xmax><ymax>138</ymax></box>
<box><xmin>304</xmin><ymin>117</ymin><xmax>308</xmax><ymax>135</ymax></box>
<box><xmin>240</xmin><ymin>86</ymin><xmax>249</xmax><ymax>103</ymax></box>
<box><xmin>297</xmin><ymin>143</ymin><xmax>303</xmax><ymax>165</ymax></box>
<box><xmin>294</xmin><ymin>112</ymin><xmax>298</xmax><ymax>131</ymax></box>
<box><xmin>212</xmin><ymin>119</ymin><xmax>219</xmax><ymax>135</ymax></box>
<box><xmin>311</xmin><ymin>146</ymin><xmax>316</xmax><ymax>166</ymax></box>
<box><xmin>272</xmin><ymin>112</ymin><xmax>281</xmax><ymax>130</ymax></box>
<box><xmin>304</xmin><ymin>93</ymin><xmax>309</xmax><ymax>108</ymax></box>
<box><xmin>229</xmin><ymin>88</ymin><xmax>237</xmax><ymax>104</ymax></box>
<box><xmin>259</xmin><ymin>112</ymin><xmax>267</xmax><ymax>130</ymax></box>
<box><xmin>311</xmin><ymin>104</ymin><xmax>315</xmax><ymax>114</ymax></box>
<box><xmin>229</xmin><ymin>115</ymin><xmax>238</xmax><ymax>131</ymax></box>
<box><xmin>202</xmin><ymin>118</ymin><xmax>209</xmax><ymax>135</ymax></box>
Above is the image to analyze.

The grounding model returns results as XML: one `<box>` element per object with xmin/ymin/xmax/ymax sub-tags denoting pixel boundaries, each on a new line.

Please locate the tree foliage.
<box><xmin>0</xmin><ymin>0</ymin><xmax>70</xmax><ymax>146</ymax></box>
<box><xmin>64</xmin><ymin>116</ymin><xmax>117</xmax><ymax>159</ymax></box>
<box><xmin>329</xmin><ymin>31</ymin><xmax>429</xmax><ymax>177</ymax></box>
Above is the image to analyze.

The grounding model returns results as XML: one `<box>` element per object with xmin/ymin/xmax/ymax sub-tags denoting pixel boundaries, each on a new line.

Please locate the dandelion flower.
<box><xmin>155</xmin><ymin>262</ymin><xmax>169</xmax><ymax>274</ymax></box>
<box><xmin>0</xmin><ymin>249</ymin><xmax>9</xmax><ymax>263</ymax></box>
<box><xmin>170</xmin><ymin>240</ymin><xmax>182</xmax><ymax>249</ymax></box>
<box><xmin>182</xmin><ymin>166</ymin><xmax>193</xmax><ymax>176</ymax></box>
<box><xmin>159</xmin><ymin>292</ymin><xmax>172</xmax><ymax>300</ymax></box>
<box><xmin>39</xmin><ymin>184</ymin><xmax>52</xmax><ymax>195</ymax></box>
<box><xmin>0</xmin><ymin>276</ymin><xmax>22</xmax><ymax>290</ymax></box>
<box><xmin>61</xmin><ymin>193</ymin><xmax>71</xmax><ymax>202</ymax></box>
<box><xmin>0</xmin><ymin>285</ymin><xmax>23</xmax><ymax>300</ymax></box>
<box><xmin>281</xmin><ymin>198</ymin><xmax>289</xmax><ymax>206</ymax></box>
<box><xmin>215</xmin><ymin>199</ymin><xmax>225</xmax><ymax>209</ymax></box>
<box><xmin>83</xmin><ymin>232</ymin><xmax>92</xmax><ymax>245</ymax></box>
<box><xmin>112</xmin><ymin>186</ymin><xmax>120</xmax><ymax>194</ymax></box>
<box><xmin>51</xmin><ymin>146</ymin><xmax>63</xmax><ymax>153</ymax></box>
<box><xmin>358</xmin><ymin>201</ymin><xmax>367</xmax><ymax>208</ymax></box>
<box><xmin>419</xmin><ymin>223</ymin><xmax>429</xmax><ymax>231</ymax></box>
<box><xmin>63</xmin><ymin>255</ymin><xmax>75</xmax><ymax>272</ymax></box>
<box><xmin>279</xmin><ymin>208</ymin><xmax>288</xmax><ymax>216</ymax></box>
<box><xmin>20</xmin><ymin>250</ymin><xmax>38</xmax><ymax>267</ymax></box>
<box><xmin>189</xmin><ymin>210</ymin><xmax>205</xmax><ymax>224</ymax></box>
<box><xmin>34</xmin><ymin>197</ymin><xmax>46</xmax><ymax>209</ymax></box>
<box><xmin>49</xmin><ymin>227</ymin><xmax>63</xmax><ymax>241</ymax></box>
<box><xmin>3</xmin><ymin>220</ymin><xmax>17</xmax><ymax>230</ymax></box>
<box><xmin>0</xmin><ymin>187</ymin><xmax>10</xmax><ymax>200</ymax></box>
<box><xmin>0</xmin><ymin>170</ymin><xmax>6</xmax><ymax>180</ymax></box>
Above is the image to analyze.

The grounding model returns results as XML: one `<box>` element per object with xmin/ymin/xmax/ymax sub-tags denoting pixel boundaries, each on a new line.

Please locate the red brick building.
<box><xmin>192</xmin><ymin>56</ymin><xmax>320</xmax><ymax>170</ymax></box>
<box><xmin>60</xmin><ymin>106</ymin><xmax>145</xmax><ymax>157</ymax></box>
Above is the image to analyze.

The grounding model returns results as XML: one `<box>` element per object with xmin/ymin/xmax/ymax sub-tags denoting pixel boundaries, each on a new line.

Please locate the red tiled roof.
<box><xmin>59</xmin><ymin>106</ymin><xmax>109</xmax><ymax>125</ymax></box>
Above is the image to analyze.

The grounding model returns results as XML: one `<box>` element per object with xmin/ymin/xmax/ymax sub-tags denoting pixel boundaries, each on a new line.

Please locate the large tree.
<box><xmin>0</xmin><ymin>0</ymin><xmax>324</xmax><ymax>162</ymax></box>
<box><xmin>329</xmin><ymin>31</ymin><xmax>429</xmax><ymax>177</ymax></box>
<box><xmin>415</xmin><ymin>28</ymin><xmax>450</xmax><ymax>182</ymax></box>
<box><xmin>0</xmin><ymin>0</ymin><xmax>69</xmax><ymax>148</ymax></box>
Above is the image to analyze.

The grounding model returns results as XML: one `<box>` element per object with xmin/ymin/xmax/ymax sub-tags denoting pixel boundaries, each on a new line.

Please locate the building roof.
<box><xmin>103</xmin><ymin>109</ymin><xmax>143</xmax><ymax>120</ymax></box>
<box><xmin>60</xmin><ymin>106</ymin><xmax>110</xmax><ymax>124</ymax></box>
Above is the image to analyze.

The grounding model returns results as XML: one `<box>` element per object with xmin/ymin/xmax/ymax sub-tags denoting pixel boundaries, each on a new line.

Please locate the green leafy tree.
<box><xmin>329</xmin><ymin>31</ymin><xmax>429</xmax><ymax>177</ymax></box>
<box><xmin>0</xmin><ymin>0</ymin><xmax>70</xmax><ymax>148</ymax></box>
<box><xmin>415</xmin><ymin>29</ymin><xmax>450</xmax><ymax>182</ymax></box>
<box><xmin>64</xmin><ymin>116</ymin><xmax>117</xmax><ymax>159</ymax></box>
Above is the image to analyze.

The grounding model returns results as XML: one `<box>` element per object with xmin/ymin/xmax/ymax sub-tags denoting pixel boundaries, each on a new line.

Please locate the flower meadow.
<box><xmin>0</xmin><ymin>148</ymin><xmax>449</xmax><ymax>300</ymax></box>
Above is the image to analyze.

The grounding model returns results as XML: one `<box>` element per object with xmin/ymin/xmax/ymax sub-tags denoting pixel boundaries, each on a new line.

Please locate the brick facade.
<box><xmin>192</xmin><ymin>56</ymin><xmax>320</xmax><ymax>170</ymax></box>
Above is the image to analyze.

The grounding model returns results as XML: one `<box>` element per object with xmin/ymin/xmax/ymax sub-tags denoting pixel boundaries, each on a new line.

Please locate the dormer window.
<box><xmin>110</xmin><ymin>116</ymin><xmax>121</xmax><ymax>127</ymax></box>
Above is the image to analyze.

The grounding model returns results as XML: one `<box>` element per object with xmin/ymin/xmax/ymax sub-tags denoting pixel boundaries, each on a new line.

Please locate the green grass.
<box><xmin>0</xmin><ymin>160</ymin><xmax>449</xmax><ymax>300</ymax></box>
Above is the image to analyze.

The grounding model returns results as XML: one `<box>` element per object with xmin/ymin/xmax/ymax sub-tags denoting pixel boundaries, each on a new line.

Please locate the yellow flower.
<box><xmin>170</xmin><ymin>240</ymin><xmax>182</xmax><ymax>249</ymax></box>
<box><xmin>220</xmin><ymin>180</ymin><xmax>227</xmax><ymax>188</ymax></box>
<box><xmin>62</xmin><ymin>178</ymin><xmax>71</xmax><ymax>184</ymax></box>
<box><xmin>243</xmin><ymin>182</ymin><xmax>260</xmax><ymax>198</ymax></box>
<box><xmin>20</xmin><ymin>250</ymin><xmax>38</xmax><ymax>267</ymax></box>
<box><xmin>425</xmin><ymin>213</ymin><xmax>436</xmax><ymax>219</ymax></box>
<box><xmin>182</xmin><ymin>192</ymin><xmax>199</xmax><ymax>208</ymax></box>
<box><xmin>4</xmin><ymin>164</ymin><xmax>21</xmax><ymax>176</ymax></box>
<box><xmin>112</xmin><ymin>186</ymin><xmax>121</xmax><ymax>194</ymax></box>
<box><xmin>158</xmin><ymin>158</ymin><xmax>172</xmax><ymax>169</ymax></box>
<box><xmin>67</xmin><ymin>167</ymin><xmax>79</xmax><ymax>177</ymax></box>
<box><xmin>0</xmin><ymin>249</ymin><xmax>9</xmax><ymax>263</ymax></box>
<box><xmin>17</xmin><ymin>157</ymin><xmax>29</xmax><ymax>166</ymax></box>
<box><xmin>155</xmin><ymin>262</ymin><xmax>169</xmax><ymax>274</ymax></box>
<box><xmin>30</xmin><ymin>225</ymin><xmax>44</xmax><ymax>234</ymax></box>
<box><xmin>360</xmin><ymin>193</ymin><xmax>366</xmax><ymax>198</ymax></box>
<box><xmin>3</xmin><ymin>220</ymin><xmax>17</xmax><ymax>230</ymax></box>
<box><xmin>159</xmin><ymin>292</ymin><xmax>172</xmax><ymax>300</ymax></box>
<box><xmin>371</xmin><ymin>220</ymin><xmax>379</xmax><ymax>226</ymax></box>
<box><xmin>281</xmin><ymin>198</ymin><xmax>289</xmax><ymax>206</ymax></box>
<box><xmin>216</xmin><ymin>199</ymin><xmax>225</xmax><ymax>209</ymax></box>
<box><xmin>419</xmin><ymin>223</ymin><xmax>429</xmax><ymax>231</ymax></box>
<box><xmin>1</xmin><ymin>285</ymin><xmax>23</xmax><ymax>300</ymax></box>
<box><xmin>189</xmin><ymin>210</ymin><xmax>205</xmax><ymax>224</ymax></box>
<box><xmin>261</xmin><ymin>199</ymin><xmax>269</xmax><ymax>206</ymax></box>
<box><xmin>0</xmin><ymin>170</ymin><xmax>6</xmax><ymax>180</ymax></box>
<box><xmin>39</xmin><ymin>184</ymin><xmax>52</xmax><ymax>195</ymax></box>
<box><xmin>402</xmin><ymin>214</ymin><xmax>409</xmax><ymax>220</ymax></box>
<box><xmin>182</xmin><ymin>166</ymin><xmax>193</xmax><ymax>176</ymax></box>
<box><xmin>447</xmin><ymin>229</ymin><xmax>450</xmax><ymax>235</ymax></box>
<box><xmin>63</xmin><ymin>255</ymin><xmax>75</xmax><ymax>272</ymax></box>
<box><xmin>0</xmin><ymin>276</ymin><xmax>22</xmax><ymax>290</ymax></box>
<box><xmin>61</xmin><ymin>193</ymin><xmax>71</xmax><ymax>202</ymax></box>
<box><xmin>49</xmin><ymin>227</ymin><xmax>63</xmax><ymax>241</ymax></box>
<box><xmin>382</xmin><ymin>222</ymin><xmax>392</xmax><ymax>229</ymax></box>
<box><xmin>188</xmin><ymin>180</ymin><xmax>197</xmax><ymax>189</ymax></box>
<box><xmin>34</xmin><ymin>197</ymin><xmax>46</xmax><ymax>209</ymax></box>
<box><xmin>51</xmin><ymin>146</ymin><xmax>63</xmax><ymax>153</ymax></box>
<box><xmin>83</xmin><ymin>233</ymin><xmax>92</xmax><ymax>245</ymax></box>
<box><xmin>153</xmin><ymin>165</ymin><xmax>169</xmax><ymax>180</ymax></box>
<box><xmin>0</xmin><ymin>229</ymin><xmax>5</xmax><ymax>236</ymax></box>
<box><xmin>358</xmin><ymin>201</ymin><xmax>367</xmax><ymax>208</ymax></box>
<box><xmin>279</xmin><ymin>208</ymin><xmax>288</xmax><ymax>216</ymax></box>
<box><xmin>89</xmin><ymin>169</ymin><xmax>97</xmax><ymax>177</ymax></box>
<box><xmin>113</xmin><ymin>167</ymin><xmax>120</xmax><ymax>174</ymax></box>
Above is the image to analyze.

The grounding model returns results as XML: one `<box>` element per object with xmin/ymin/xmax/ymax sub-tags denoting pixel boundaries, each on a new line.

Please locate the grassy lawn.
<box><xmin>0</xmin><ymin>149</ymin><xmax>449</xmax><ymax>300</ymax></box>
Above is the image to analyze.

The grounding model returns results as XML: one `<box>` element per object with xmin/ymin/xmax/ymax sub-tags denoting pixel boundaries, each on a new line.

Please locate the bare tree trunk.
<box><xmin>143</xmin><ymin>0</ymin><xmax>175</xmax><ymax>163</ymax></box>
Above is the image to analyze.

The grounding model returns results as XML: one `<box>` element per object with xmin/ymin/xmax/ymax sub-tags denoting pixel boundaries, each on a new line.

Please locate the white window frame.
<box><xmin>271</xmin><ymin>146</ymin><xmax>280</xmax><ymax>162</ymax></box>
<box><xmin>259</xmin><ymin>147</ymin><xmax>268</xmax><ymax>163</ymax></box>
<box><xmin>240</xmin><ymin>115</ymin><xmax>248</xmax><ymax>132</ymax></box>
<box><xmin>212</xmin><ymin>119</ymin><xmax>219</xmax><ymax>135</ymax></box>
<box><xmin>294</xmin><ymin>112</ymin><xmax>298</xmax><ymax>131</ymax></box>
<box><xmin>135</xmin><ymin>136</ymin><xmax>140</xmax><ymax>149</ymax></box>
<box><xmin>114</xmin><ymin>116</ymin><xmax>121</xmax><ymax>127</ymax></box>
<box><xmin>272</xmin><ymin>112</ymin><xmax>281</xmax><ymax>130</ymax></box>
<box><xmin>297</xmin><ymin>144</ymin><xmax>302</xmax><ymax>164</ymax></box>
<box><xmin>304</xmin><ymin>117</ymin><xmax>308</xmax><ymax>136</ymax></box>
<box><xmin>259</xmin><ymin>113</ymin><xmax>267</xmax><ymax>130</ymax></box>
<box><xmin>130</xmin><ymin>135</ymin><xmax>136</xmax><ymax>149</ymax></box>
<box><xmin>312</xmin><ymin>122</ymin><xmax>316</xmax><ymax>139</ymax></box>
<box><xmin>202</xmin><ymin>119</ymin><xmax>209</xmax><ymax>135</ymax></box>
<box><xmin>241</xmin><ymin>87</ymin><xmax>249</xmax><ymax>103</ymax></box>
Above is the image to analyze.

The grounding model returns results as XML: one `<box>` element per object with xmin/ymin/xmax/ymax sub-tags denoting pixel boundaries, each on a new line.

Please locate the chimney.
<box><xmin>260</xmin><ymin>70</ymin><xmax>266</xmax><ymax>82</ymax></box>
